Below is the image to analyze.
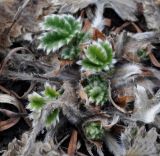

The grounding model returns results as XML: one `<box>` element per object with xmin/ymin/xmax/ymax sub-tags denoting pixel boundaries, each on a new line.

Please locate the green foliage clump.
<box><xmin>81</xmin><ymin>41</ymin><xmax>113</xmax><ymax>72</ymax></box>
<box><xmin>84</xmin><ymin>76</ymin><xmax>108</xmax><ymax>105</ymax></box>
<box><xmin>28</xmin><ymin>83</ymin><xmax>59</xmax><ymax>126</ymax></box>
<box><xmin>84</xmin><ymin>121</ymin><xmax>104</xmax><ymax>140</ymax></box>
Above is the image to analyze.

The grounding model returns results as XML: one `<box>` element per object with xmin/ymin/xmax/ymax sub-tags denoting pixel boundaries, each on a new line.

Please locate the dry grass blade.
<box><xmin>0</xmin><ymin>47</ymin><xmax>32</xmax><ymax>75</ymax></box>
<box><xmin>114</xmin><ymin>22</ymin><xmax>130</xmax><ymax>34</ymax></box>
<box><xmin>149</xmin><ymin>52</ymin><xmax>160</xmax><ymax>68</ymax></box>
<box><xmin>147</xmin><ymin>44</ymin><xmax>160</xmax><ymax>68</ymax></box>
<box><xmin>131</xmin><ymin>22</ymin><xmax>143</xmax><ymax>33</ymax></box>
<box><xmin>0</xmin><ymin>109</ymin><xmax>27</xmax><ymax>118</ymax></box>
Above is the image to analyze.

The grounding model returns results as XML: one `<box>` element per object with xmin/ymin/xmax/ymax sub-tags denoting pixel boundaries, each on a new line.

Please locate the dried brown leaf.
<box><xmin>0</xmin><ymin>0</ymin><xmax>57</xmax><ymax>47</ymax></box>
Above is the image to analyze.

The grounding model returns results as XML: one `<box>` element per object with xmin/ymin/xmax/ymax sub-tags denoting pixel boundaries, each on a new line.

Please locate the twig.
<box><xmin>108</xmin><ymin>80</ymin><xmax>127</xmax><ymax>113</ymax></box>
<box><xmin>0</xmin><ymin>109</ymin><xmax>27</xmax><ymax>118</ymax></box>
<box><xmin>147</xmin><ymin>44</ymin><xmax>160</xmax><ymax>68</ymax></box>
<box><xmin>114</xmin><ymin>22</ymin><xmax>130</xmax><ymax>34</ymax></box>
<box><xmin>131</xmin><ymin>22</ymin><xmax>143</xmax><ymax>33</ymax></box>
<box><xmin>11</xmin><ymin>82</ymin><xmax>36</xmax><ymax>99</ymax></box>
<box><xmin>0</xmin><ymin>47</ymin><xmax>32</xmax><ymax>75</ymax></box>
<box><xmin>6</xmin><ymin>0</ymin><xmax>31</xmax><ymax>35</ymax></box>
<box><xmin>56</xmin><ymin>134</ymin><xmax>70</xmax><ymax>149</ymax></box>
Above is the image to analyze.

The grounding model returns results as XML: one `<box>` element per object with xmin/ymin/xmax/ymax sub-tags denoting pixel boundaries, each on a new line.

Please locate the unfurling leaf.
<box><xmin>39</xmin><ymin>14</ymin><xmax>82</xmax><ymax>54</ymax></box>
<box><xmin>81</xmin><ymin>40</ymin><xmax>114</xmax><ymax>72</ymax></box>
<box><xmin>46</xmin><ymin>108</ymin><xmax>59</xmax><ymax>125</ymax></box>
<box><xmin>28</xmin><ymin>92</ymin><xmax>46</xmax><ymax>110</ymax></box>
<box><xmin>84</xmin><ymin>121</ymin><xmax>104</xmax><ymax>141</ymax></box>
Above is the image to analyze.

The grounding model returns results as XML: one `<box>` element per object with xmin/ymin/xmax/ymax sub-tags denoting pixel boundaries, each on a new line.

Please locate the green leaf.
<box><xmin>81</xmin><ymin>41</ymin><xmax>113</xmax><ymax>72</ymax></box>
<box><xmin>28</xmin><ymin>92</ymin><xmax>46</xmax><ymax>110</ymax></box>
<box><xmin>44</xmin><ymin>84</ymin><xmax>59</xmax><ymax>98</ymax></box>
<box><xmin>101</xmin><ymin>42</ymin><xmax>113</xmax><ymax>64</ymax></box>
<box><xmin>46</xmin><ymin>108</ymin><xmax>59</xmax><ymax>125</ymax></box>
<box><xmin>39</xmin><ymin>14</ymin><xmax>82</xmax><ymax>54</ymax></box>
<box><xmin>81</xmin><ymin>58</ymin><xmax>103</xmax><ymax>72</ymax></box>
<box><xmin>44</xmin><ymin>15</ymin><xmax>71</xmax><ymax>33</ymax></box>
<box><xmin>41</xmin><ymin>31</ymin><xmax>71</xmax><ymax>52</ymax></box>
<box><xmin>61</xmin><ymin>32</ymin><xmax>89</xmax><ymax>60</ymax></box>
<box><xmin>86</xmin><ymin>45</ymin><xmax>108</xmax><ymax>65</ymax></box>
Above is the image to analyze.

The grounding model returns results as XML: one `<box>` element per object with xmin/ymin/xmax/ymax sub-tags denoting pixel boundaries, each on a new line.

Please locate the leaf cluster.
<box><xmin>37</xmin><ymin>14</ymin><xmax>115</xmax><ymax>142</ymax></box>
<box><xmin>84</xmin><ymin>121</ymin><xmax>104</xmax><ymax>140</ymax></box>
<box><xmin>28</xmin><ymin>83</ymin><xmax>59</xmax><ymax>126</ymax></box>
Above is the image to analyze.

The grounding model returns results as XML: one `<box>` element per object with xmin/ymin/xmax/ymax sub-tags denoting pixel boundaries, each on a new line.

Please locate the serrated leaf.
<box><xmin>44</xmin><ymin>85</ymin><xmax>59</xmax><ymax>98</ymax></box>
<box><xmin>41</xmin><ymin>31</ymin><xmax>70</xmax><ymax>51</ymax></box>
<box><xmin>39</xmin><ymin>14</ymin><xmax>82</xmax><ymax>54</ymax></box>
<box><xmin>44</xmin><ymin>15</ymin><xmax>71</xmax><ymax>33</ymax></box>
<box><xmin>61</xmin><ymin>46</ymin><xmax>80</xmax><ymax>60</ymax></box>
<box><xmin>81</xmin><ymin>58</ymin><xmax>103</xmax><ymax>72</ymax></box>
<box><xmin>81</xmin><ymin>41</ymin><xmax>113</xmax><ymax>72</ymax></box>
<box><xmin>46</xmin><ymin>108</ymin><xmax>59</xmax><ymax>125</ymax></box>
<box><xmin>101</xmin><ymin>42</ymin><xmax>113</xmax><ymax>64</ymax></box>
<box><xmin>86</xmin><ymin>45</ymin><xmax>108</xmax><ymax>65</ymax></box>
<box><xmin>28</xmin><ymin>93</ymin><xmax>46</xmax><ymax>110</ymax></box>
<box><xmin>66</xmin><ymin>15</ymin><xmax>82</xmax><ymax>33</ymax></box>
<box><xmin>61</xmin><ymin>32</ymin><xmax>89</xmax><ymax>60</ymax></box>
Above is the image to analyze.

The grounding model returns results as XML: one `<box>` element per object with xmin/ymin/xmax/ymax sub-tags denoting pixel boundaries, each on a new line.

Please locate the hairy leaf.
<box><xmin>39</xmin><ymin>14</ymin><xmax>82</xmax><ymax>54</ymax></box>
<box><xmin>44</xmin><ymin>83</ymin><xmax>59</xmax><ymax>98</ymax></box>
<box><xmin>46</xmin><ymin>108</ymin><xmax>59</xmax><ymax>125</ymax></box>
<box><xmin>81</xmin><ymin>41</ymin><xmax>113</xmax><ymax>72</ymax></box>
<box><xmin>28</xmin><ymin>92</ymin><xmax>46</xmax><ymax>110</ymax></box>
